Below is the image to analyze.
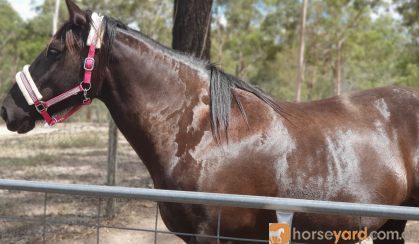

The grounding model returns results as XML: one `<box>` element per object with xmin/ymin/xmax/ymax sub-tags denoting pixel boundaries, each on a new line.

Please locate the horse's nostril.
<box><xmin>1</xmin><ymin>106</ymin><xmax>8</xmax><ymax>122</ymax></box>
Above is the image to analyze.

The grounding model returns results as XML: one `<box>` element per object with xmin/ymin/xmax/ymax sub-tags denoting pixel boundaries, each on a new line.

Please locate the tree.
<box><xmin>172</xmin><ymin>0</ymin><xmax>213</xmax><ymax>60</ymax></box>
<box><xmin>79</xmin><ymin>0</ymin><xmax>173</xmax><ymax>45</ymax></box>
<box><xmin>394</xmin><ymin>0</ymin><xmax>419</xmax><ymax>87</ymax></box>
<box><xmin>1</xmin><ymin>0</ymin><xmax>416</xmax><ymax>103</ymax></box>
<box><xmin>295</xmin><ymin>0</ymin><xmax>308</xmax><ymax>102</ymax></box>
<box><xmin>305</xmin><ymin>1</ymin><xmax>380</xmax><ymax>96</ymax></box>
<box><xmin>395</xmin><ymin>0</ymin><xmax>418</xmax><ymax>42</ymax></box>
<box><xmin>212</xmin><ymin>0</ymin><xmax>268</xmax><ymax>78</ymax></box>
<box><xmin>0</xmin><ymin>0</ymin><xmax>24</xmax><ymax>94</ymax></box>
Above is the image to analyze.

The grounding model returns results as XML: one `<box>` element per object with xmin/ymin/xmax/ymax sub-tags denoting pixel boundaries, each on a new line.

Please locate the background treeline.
<box><xmin>0</xmin><ymin>0</ymin><xmax>417</xmax><ymax>107</ymax></box>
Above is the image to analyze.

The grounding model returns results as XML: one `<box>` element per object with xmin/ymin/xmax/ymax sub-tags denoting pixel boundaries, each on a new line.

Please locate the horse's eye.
<box><xmin>47</xmin><ymin>48</ymin><xmax>61</xmax><ymax>58</ymax></box>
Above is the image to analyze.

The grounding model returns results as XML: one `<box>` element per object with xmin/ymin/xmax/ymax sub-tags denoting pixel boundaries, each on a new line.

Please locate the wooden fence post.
<box><xmin>106</xmin><ymin>116</ymin><xmax>118</xmax><ymax>217</ymax></box>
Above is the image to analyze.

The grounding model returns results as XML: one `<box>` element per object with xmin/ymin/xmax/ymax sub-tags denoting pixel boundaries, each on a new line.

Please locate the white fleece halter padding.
<box><xmin>87</xmin><ymin>12</ymin><xmax>104</xmax><ymax>49</ymax></box>
<box><xmin>15</xmin><ymin>65</ymin><xmax>43</xmax><ymax>105</ymax></box>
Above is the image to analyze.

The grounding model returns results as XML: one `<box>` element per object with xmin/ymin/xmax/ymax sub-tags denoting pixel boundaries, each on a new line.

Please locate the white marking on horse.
<box><xmin>187</xmin><ymin>88</ymin><xmax>209</xmax><ymax>133</ymax></box>
<box><xmin>322</xmin><ymin>129</ymin><xmax>366</xmax><ymax>200</ymax></box>
<box><xmin>194</xmin><ymin>131</ymin><xmax>263</xmax><ymax>189</ymax></box>
<box><xmin>373</xmin><ymin>121</ymin><xmax>407</xmax><ymax>197</ymax></box>
<box><xmin>273</xmin><ymin>117</ymin><xmax>407</xmax><ymax>203</ymax></box>
<box><xmin>373</xmin><ymin>98</ymin><xmax>390</xmax><ymax>120</ymax></box>
<box><xmin>190</xmin><ymin>108</ymin><xmax>296</xmax><ymax>190</ymax></box>
<box><xmin>184</xmin><ymin>129</ymin><xmax>229</xmax><ymax>189</ymax></box>
<box><xmin>273</xmin><ymin>117</ymin><xmax>297</xmax><ymax>188</ymax></box>
<box><xmin>322</xmin><ymin>121</ymin><xmax>406</xmax><ymax>202</ymax></box>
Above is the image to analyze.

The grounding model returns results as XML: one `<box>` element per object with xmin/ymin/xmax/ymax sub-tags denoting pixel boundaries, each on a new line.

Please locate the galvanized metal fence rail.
<box><xmin>1</xmin><ymin>179</ymin><xmax>419</xmax><ymax>243</ymax></box>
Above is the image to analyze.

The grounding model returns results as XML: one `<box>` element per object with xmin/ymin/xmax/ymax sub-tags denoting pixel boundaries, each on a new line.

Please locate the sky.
<box><xmin>9</xmin><ymin>0</ymin><xmax>401</xmax><ymax>22</ymax></box>
<box><xmin>8</xmin><ymin>0</ymin><xmax>44</xmax><ymax>20</ymax></box>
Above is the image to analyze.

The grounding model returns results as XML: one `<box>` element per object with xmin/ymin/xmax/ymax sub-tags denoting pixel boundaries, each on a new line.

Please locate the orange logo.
<box><xmin>269</xmin><ymin>223</ymin><xmax>290</xmax><ymax>244</ymax></box>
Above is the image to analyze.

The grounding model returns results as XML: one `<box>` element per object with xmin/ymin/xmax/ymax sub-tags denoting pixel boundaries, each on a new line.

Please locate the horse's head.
<box><xmin>1</xmin><ymin>0</ymin><xmax>102</xmax><ymax>133</ymax></box>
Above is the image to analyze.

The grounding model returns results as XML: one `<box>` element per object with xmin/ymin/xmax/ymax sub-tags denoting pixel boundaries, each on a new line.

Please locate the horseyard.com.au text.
<box><xmin>269</xmin><ymin>223</ymin><xmax>419</xmax><ymax>243</ymax></box>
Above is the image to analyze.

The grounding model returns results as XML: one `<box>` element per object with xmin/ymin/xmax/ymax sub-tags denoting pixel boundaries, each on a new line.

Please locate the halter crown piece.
<box><xmin>15</xmin><ymin>12</ymin><xmax>104</xmax><ymax>126</ymax></box>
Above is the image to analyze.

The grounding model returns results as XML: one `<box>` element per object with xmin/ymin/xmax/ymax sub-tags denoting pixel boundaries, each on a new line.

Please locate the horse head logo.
<box><xmin>269</xmin><ymin>223</ymin><xmax>291</xmax><ymax>244</ymax></box>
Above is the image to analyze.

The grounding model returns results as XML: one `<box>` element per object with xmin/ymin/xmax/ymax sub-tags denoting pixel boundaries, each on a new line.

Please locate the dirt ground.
<box><xmin>0</xmin><ymin>123</ymin><xmax>184</xmax><ymax>244</ymax></box>
<box><xmin>0</xmin><ymin>123</ymin><xmax>418</xmax><ymax>244</ymax></box>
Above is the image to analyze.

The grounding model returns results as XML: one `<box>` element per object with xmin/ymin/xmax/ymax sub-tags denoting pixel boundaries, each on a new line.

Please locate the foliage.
<box><xmin>0</xmin><ymin>0</ymin><xmax>417</xmax><ymax>107</ymax></box>
<box><xmin>212</xmin><ymin>0</ymin><xmax>418</xmax><ymax>101</ymax></box>
<box><xmin>78</xmin><ymin>0</ymin><xmax>173</xmax><ymax>45</ymax></box>
<box><xmin>0</xmin><ymin>0</ymin><xmax>24</xmax><ymax>95</ymax></box>
<box><xmin>394</xmin><ymin>0</ymin><xmax>419</xmax><ymax>85</ymax></box>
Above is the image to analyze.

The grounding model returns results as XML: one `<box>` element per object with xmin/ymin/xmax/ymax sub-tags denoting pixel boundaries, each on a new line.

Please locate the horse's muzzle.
<box><xmin>1</xmin><ymin>106</ymin><xmax>8</xmax><ymax>124</ymax></box>
<box><xmin>1</xmin><ymin>95</ymin><xmax>35</xmax><ymax>134</ymax></box>
<box><xmin>1</xmin><ymin>104</ymin><xmax>20</xmax><ymax>132</ymax></box>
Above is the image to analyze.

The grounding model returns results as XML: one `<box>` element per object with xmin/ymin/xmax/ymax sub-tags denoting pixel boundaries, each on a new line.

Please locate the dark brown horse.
<box><xmin>1</xmin><ymin>1</ymin><xmax>418</xmax><ymax>243</ymax></box>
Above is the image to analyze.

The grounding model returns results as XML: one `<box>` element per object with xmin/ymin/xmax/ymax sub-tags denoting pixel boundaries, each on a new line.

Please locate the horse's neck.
<box><xmin>100</xmin><ymin>29</ymin><xmax>210</xmax><ymax>188</ymax></box>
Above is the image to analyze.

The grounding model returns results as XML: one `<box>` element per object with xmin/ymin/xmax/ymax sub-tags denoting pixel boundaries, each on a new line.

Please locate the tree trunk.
<box><xmin>335</xmin><ymin>39</ymin><xmax>344</xmax><ymax>96</ymax></box>
<box><xmin>106</xmin><ymin>116</ymin><xmax>118</xmax><ymax>218</ymax></box>
<box><xmin>295</xmin><ymin>0</ymin><xmax>309</xmax><ymax>102</ymax></box>
<box><xmin>172</xmin><ymin>0</ymin><xmax>213</xmax><ymax>60</ymax></box>
<box><xmin>52</xmin><ymin>0</ymin><xmax>61</xmax><ymax>35</ymax></box>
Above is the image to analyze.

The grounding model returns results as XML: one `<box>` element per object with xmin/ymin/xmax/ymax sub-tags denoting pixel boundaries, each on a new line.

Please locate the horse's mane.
<box><xmin>206</xmin><ymin>64</ymin><xmax>287</xmax><ymax>141</ymax></box>
<box><xmin>57</xmin><ymin>14</ymin><xmax>287</xmax><ymax>141</ymax></box>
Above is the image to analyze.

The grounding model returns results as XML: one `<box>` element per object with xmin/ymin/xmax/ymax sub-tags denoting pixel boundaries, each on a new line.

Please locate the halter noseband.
<box><xmin>15</xmin><ymin>12</ymin><xmax>104</xmax><ymax>126</ymax></box>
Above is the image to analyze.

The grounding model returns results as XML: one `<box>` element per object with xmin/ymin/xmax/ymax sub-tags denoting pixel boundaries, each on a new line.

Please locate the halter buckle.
<box><xmin>82</xmin><ymin>84</ymin><xmax>92</xmax><ymax>105</ymax></box>
<box><xmin>84</xmin><ymin>57</ymin><xmax>95</xmax><ymax>71</ymax></box>
<box><xmin>81</xmin><ymin>82</ymin><xmax>91</xmax><ymax>92</ymax></box>
<box><xmin>35</xmin><ymin>102</ymin><xmax>46</xmax><ymax>113</ymax></box>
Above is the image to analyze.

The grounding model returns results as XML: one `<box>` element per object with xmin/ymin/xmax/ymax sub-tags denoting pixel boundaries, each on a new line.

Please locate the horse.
<box><xmin>1</xmin><ymin>1</ymin><xmax>418</xmax><ymax>243</ymax></box>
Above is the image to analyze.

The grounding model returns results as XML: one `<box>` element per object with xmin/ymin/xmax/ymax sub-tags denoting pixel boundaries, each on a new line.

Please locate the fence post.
<box><xmin>106</xmin><ymin>117</ymin><xmax>118</xmax><ymax>217</ymax></box>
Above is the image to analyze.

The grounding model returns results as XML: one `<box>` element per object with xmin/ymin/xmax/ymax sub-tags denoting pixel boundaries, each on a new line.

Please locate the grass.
<box><xmin>0</xmin><ymin>123</ymin><xmax>110</xmax><ymax>166</ymax></box>
<box><xmin>55</xmin><ymin>134</ymin><xmax>107</xmax><ymax>149</ymax></box>
<box><xmin>0</xmin><ymin>153</ymin><xmax>56</xmax><ymax>166</ymax></box>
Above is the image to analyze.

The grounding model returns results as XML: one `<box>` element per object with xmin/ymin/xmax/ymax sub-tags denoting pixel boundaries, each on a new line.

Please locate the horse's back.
<box><xmin>287</xmin><ymin>86</ymin><xmax>418</xmax><ymax>201</ymax></box>
<box><xmin>295</xmin><ymin>86</ymin><xmax>418</xmax><ymax>123</ymax></box>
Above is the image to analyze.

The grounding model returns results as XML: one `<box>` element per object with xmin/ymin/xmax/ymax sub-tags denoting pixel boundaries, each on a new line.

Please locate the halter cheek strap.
<box><xmin>15</xmin><ymin>12</ymin><xmax>103</xmax><ymax>126</ymax></box>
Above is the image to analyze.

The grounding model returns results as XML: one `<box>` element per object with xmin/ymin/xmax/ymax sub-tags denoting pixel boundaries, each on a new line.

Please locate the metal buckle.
<box><xmin>35</xmin><ymin>102</ymin><xmax>46</xmax><ymax>113</ymax></box>
<box><xmin>83</xmin><ymin>57</ymin><xmax>95</xmax><ymax>71</ymax></box>
<box><xmin>81</xmin><ymin>82</ymin><xmax>91</xmax><ymax>92</ymax></box>
<box><xmin>81</xmin><ymin>84</ymin><xmax>92</xmax><ymax>104</ymax></box>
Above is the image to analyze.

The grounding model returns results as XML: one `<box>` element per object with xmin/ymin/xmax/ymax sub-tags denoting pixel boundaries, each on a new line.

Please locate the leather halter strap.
<box><xmin>15</xmin><ymin>12</ymin><xmax>103</xmax><ymax>126</ymax></box>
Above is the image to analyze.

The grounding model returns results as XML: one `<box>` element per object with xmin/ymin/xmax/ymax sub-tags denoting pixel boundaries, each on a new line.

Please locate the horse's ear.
<box><xmin>65</xmin><ymin>0</ymin><xmax>86</xmax><ymax>27</ymax></box>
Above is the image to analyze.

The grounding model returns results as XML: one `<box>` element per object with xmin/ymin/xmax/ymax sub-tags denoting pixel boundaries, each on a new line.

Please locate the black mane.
<box><xmin>96</xmin><ymin>15</ymin><xmax>127</xmax><ymax>79</ymax></box>
<box><xmin>206</xmin><ymin>64</ymin><xmax>286</xmax><ymax>141</ymax></box>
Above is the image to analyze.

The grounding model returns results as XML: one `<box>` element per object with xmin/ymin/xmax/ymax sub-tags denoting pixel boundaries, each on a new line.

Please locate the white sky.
<box><xmin>8</xmin><ymin>0</ymin><xmax>44</xmax><ymax>20</ymax></box>
<box><xmin>9</xmin><ymin>0</ymin><xmax>401</xmax><ymax>22</ymax></box>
